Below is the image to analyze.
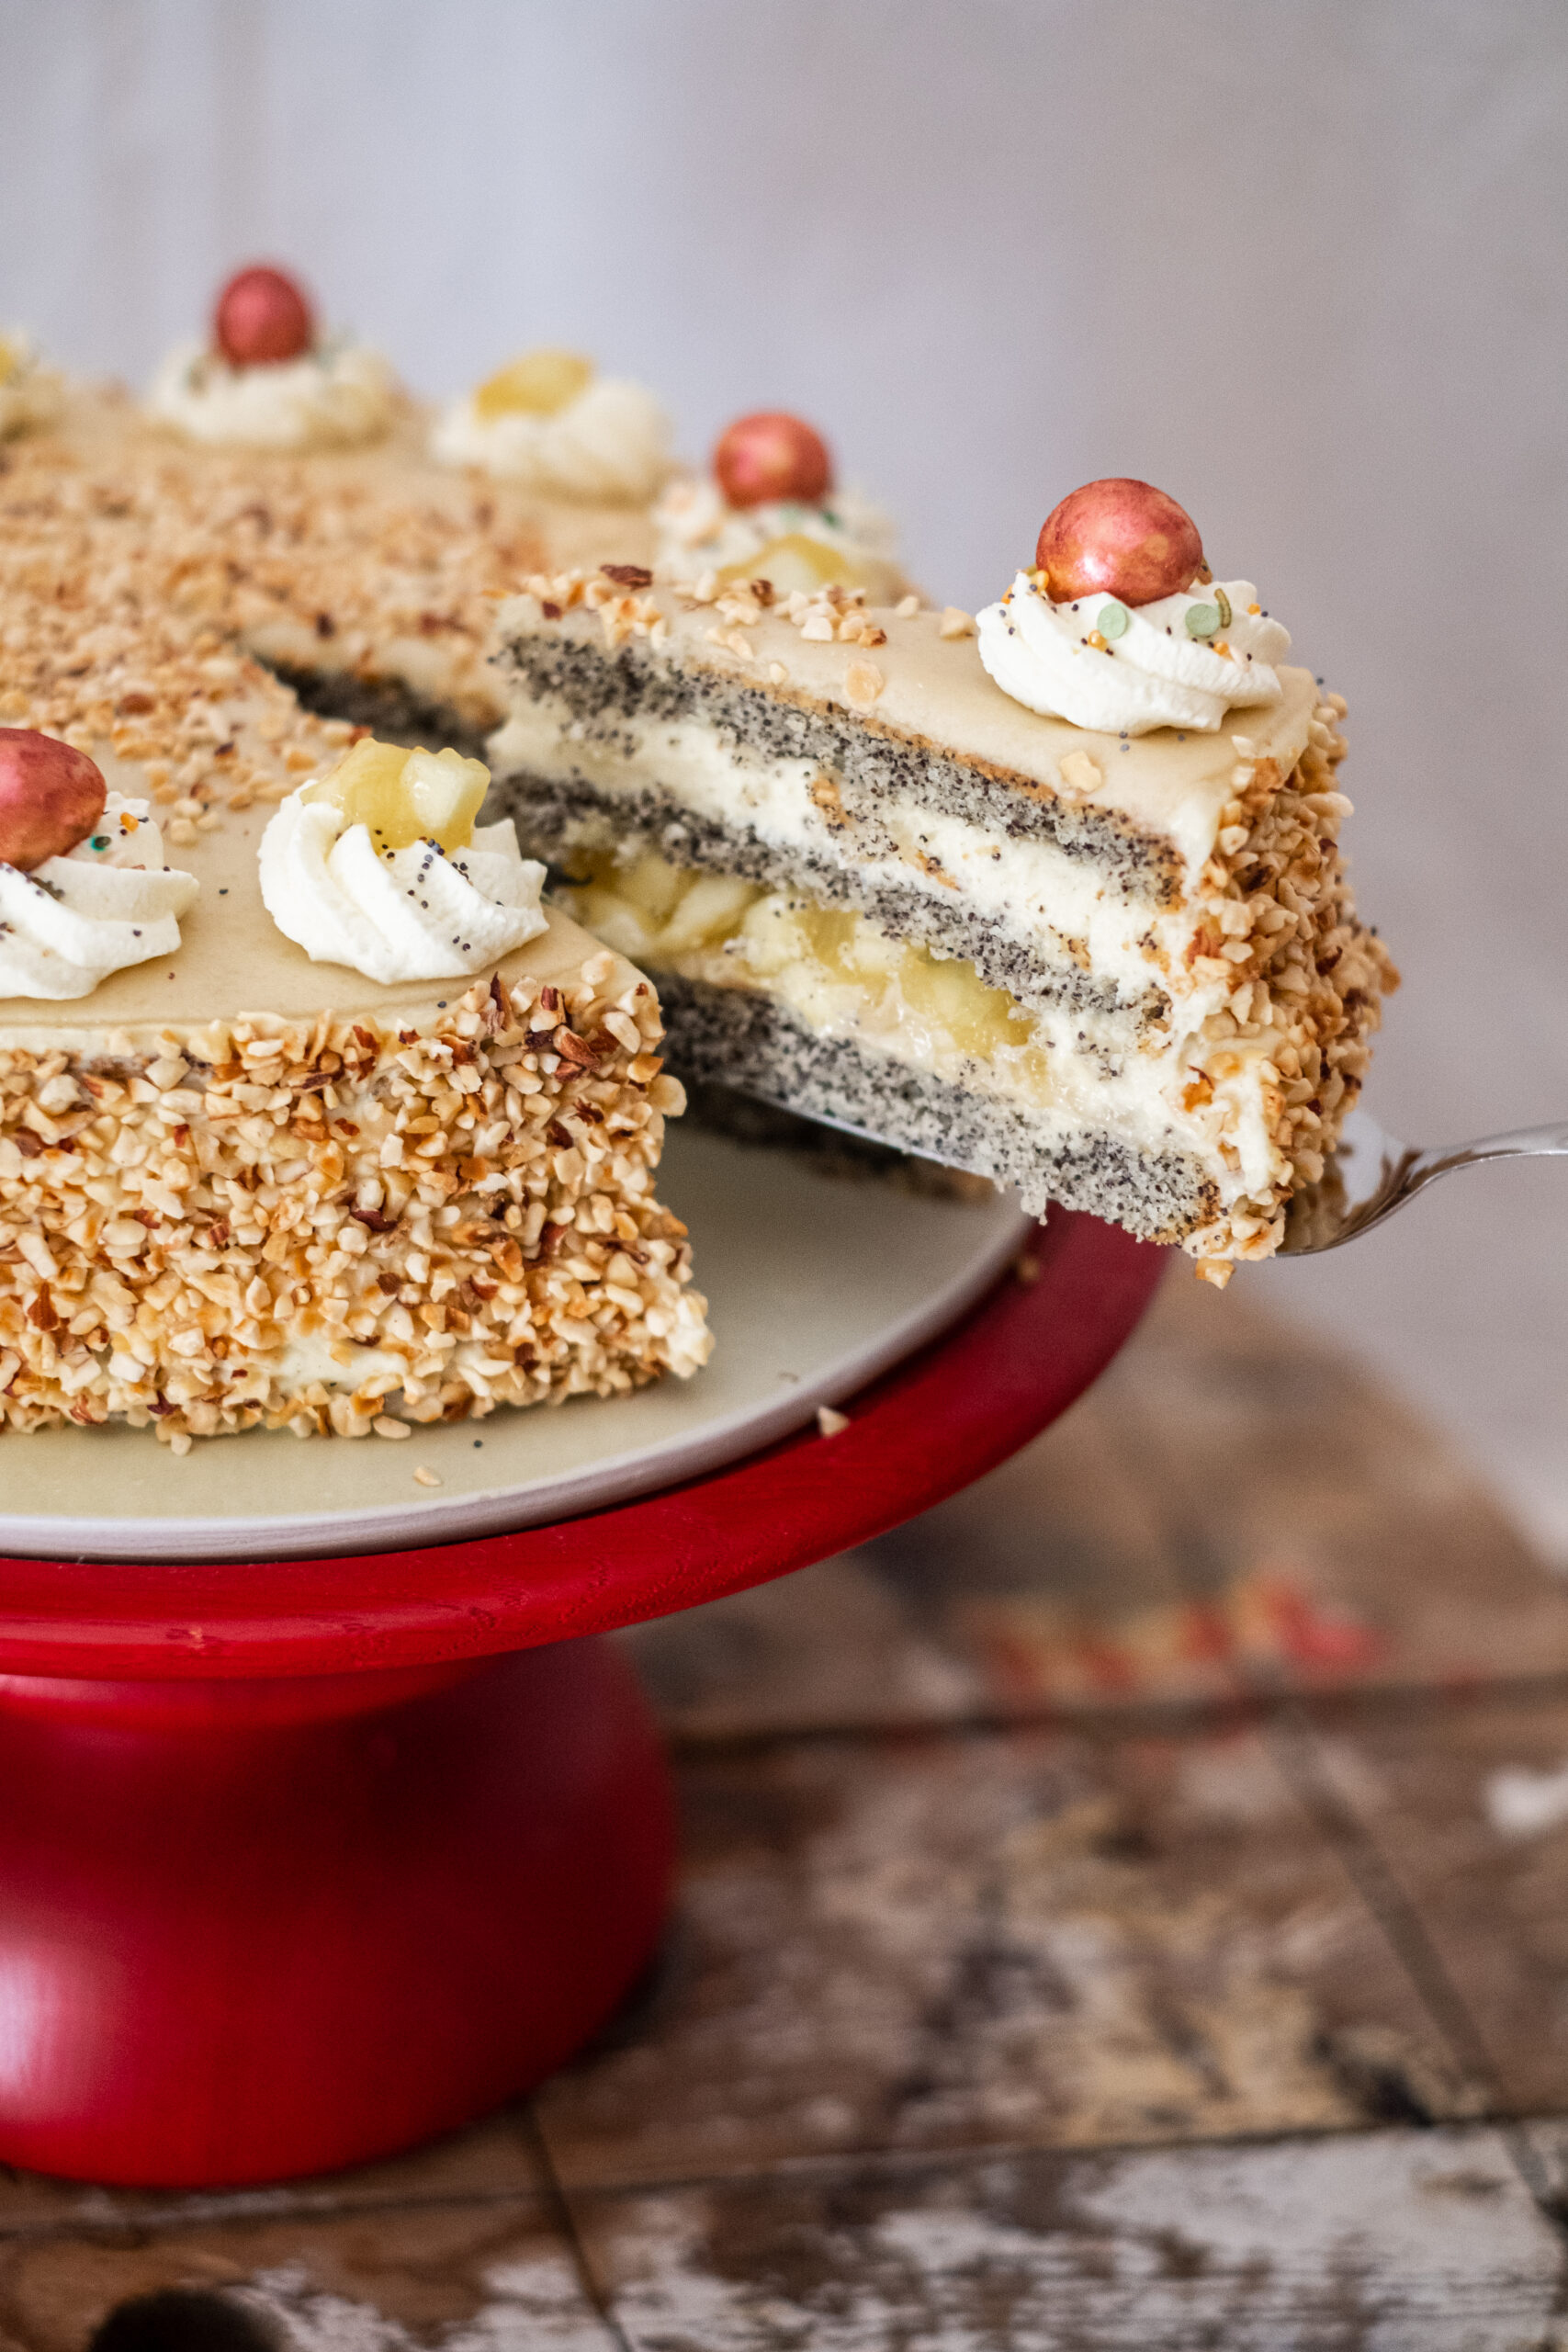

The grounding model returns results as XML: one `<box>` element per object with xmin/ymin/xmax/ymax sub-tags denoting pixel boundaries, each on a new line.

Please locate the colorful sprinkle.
<box><xmin>1099</xmin><ymin>599</ymin><xmax>1131</xmax><ymax>640</ymax></box>
<box><xmin>1185</xmin><ymin>603</ymin><xmax>1222</xmax><ymax>640</ymax></box>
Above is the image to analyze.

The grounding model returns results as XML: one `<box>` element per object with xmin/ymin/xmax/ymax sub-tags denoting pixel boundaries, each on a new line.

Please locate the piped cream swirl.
<box><xmin>653</xmin><ymin>475</ymin><xmax>899</xmax><ymax>593</ymax></box>
<box><xmin>978</xmin><ymin>572</ymin><xmax>1291</xmax><ymax>735</ymax></box>
<box><xmin>146</xmin><ymin>338</ymin><xmax>396</xmax><ymax>450</ymax></box>
<box><xmin>432</xmin><ymin>378</ymin><xmax>671</xmax><ymax>502</ymax></box>
<box><xmin>0</xmin><ymin>795</ymin><xmax>198</xmax><ymax>1000</ymax></box>
<box><xmin>259</xmin><ymin>794</ymin><xmax>547</xmax><ymax>985</ymax></box>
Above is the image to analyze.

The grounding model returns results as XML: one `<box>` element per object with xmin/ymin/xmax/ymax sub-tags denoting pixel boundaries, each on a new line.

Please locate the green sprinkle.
<box><xmin>1214</xmin><ymin>586</ymin><xmax>1233</xmax><ymax>629</ymax></box>
<box><xmin>1185</xmin><ymin>602</ymin><xmax>1222</xmax><ymax>640</ymax></box>
<box><xmin>89</xmin><ymin>835</ymin><xmax>110</xmax><ymax>852</ymax></box>
<box><xmin>1099</xmin><ymin>599</ymin><xmax>1131</xmax><ymax>640</ymax></box>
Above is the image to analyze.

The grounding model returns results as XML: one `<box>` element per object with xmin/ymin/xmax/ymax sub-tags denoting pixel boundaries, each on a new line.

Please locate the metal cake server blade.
<box><xmin>1280</xmin><ymin>1105</ymin><xmax>1568</xmax><ymax>1255</ymax></box>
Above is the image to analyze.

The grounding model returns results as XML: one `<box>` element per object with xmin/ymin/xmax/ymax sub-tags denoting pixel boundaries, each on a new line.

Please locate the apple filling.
<box><xmin>560</xmin><ymin>845</ymin><xmax>1050</xmax><ymax>1095</ymax></box>
<box><xmin>473</xmin><ymin>349</ymin><xmax>594</xmax><ymax>421</ymax></box>
<box><xmin>301</xmin><ymin>738</ymin><xmax>491</xmax><ymax>854</ymax></box>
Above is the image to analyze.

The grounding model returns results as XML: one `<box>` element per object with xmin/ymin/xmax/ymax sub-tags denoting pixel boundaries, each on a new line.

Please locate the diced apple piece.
<box><xmin>795</xmin><ymin>901</ymin><xmax>858</xmax><ymax>978</ymax></box>
<box><xmin>302</xmin><ymin>737</ymin><xmax>408</xmax><ymax>820</ymax></box>
<box><xmin>655</xmin><ymin>872</ymin><xmax>760</xmax><ymax>955</ymax></box>
<box><xmin>739</xmin><ymin>893</ymin><xmax>808</xmax><ymax>978</ymax></box>
<box><xmin>840</xmin><ymin>920</ymin><xmax>904</xmax><ymax>980</ymax></box>
<box><xmin>572</xmin><ymin>887</ymin><xmax>659</xmax><ymax>962</ymax></box>
<box><xmin>302</xmin><ymin>739</ymin><xmax>490</xmax><ymax>854</ymax></box>
<box><xmin>617</xmin><ymin>849</ymin><xmax>691</xmax><ymax>923</ymax></box>
<box><xmin>474</xmin><ymin>350</ymin><xmax>594</xmax><ymax>421</ymax></box>
<box><xmin>899</xmin><ymin>950</ymin><xmax>1024</xmax><ymax>1056</ymax></box>
<box><xmin>400</xmin><ymin>749</ymin><xmax>490</xmax><ymax>850</ymax></box>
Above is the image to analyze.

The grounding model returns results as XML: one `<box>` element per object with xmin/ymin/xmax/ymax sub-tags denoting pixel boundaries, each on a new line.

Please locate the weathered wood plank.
<box><xmin>1310</xmin><ymin>1691</ymin><xmax>1568</xmax><ymax>2115</ymax></box>
<box><xmin>0</xmin><ymin>2197</ymin><xmax>611</xmax><ymax>2350</ymax></box>
<box><xmin>575</xmin><ymin>2128</ymin><xmax>1568</xmax><ymax>2352</ymax></box>
<box><xmin>536</xmin><ymin>1723</ymin><xmax>1482</xmax><ymax>2189</ymax></box>
<box><xmin>625</xmin><ymin>1280</ymin><xmax>1568</xmax><ymax>1745</ymax></box>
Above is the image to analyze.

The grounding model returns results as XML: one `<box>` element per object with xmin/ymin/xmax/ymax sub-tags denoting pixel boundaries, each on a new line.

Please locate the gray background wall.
<box><xmin>3</xmin><ymin>1</ymin><xmax>1565</xmax><ymax>1553</ymax></box>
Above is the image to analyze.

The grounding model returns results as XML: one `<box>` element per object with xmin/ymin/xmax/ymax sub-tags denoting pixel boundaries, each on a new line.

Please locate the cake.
<box><xmin>481</xmin><ymin>478</ymin><xmax>1396</xmax><ymax>1280</ymax></box>
<box><xmin>0</xmin><ymin>352</ymin><xmax>709</xmax><ymax>1445</ymax></box>
<box><xmin>652</xmin><ymin>410</ymin><xmax>906</xmax><ymax>602</ymax></box>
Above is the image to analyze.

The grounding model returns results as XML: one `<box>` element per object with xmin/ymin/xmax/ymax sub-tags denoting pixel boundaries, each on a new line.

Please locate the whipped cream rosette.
<box><xmin>978</xmin><ymin>572</ymin><xmax>1291</xmax><ymax>736</ymax></box>
<box><xmin>653</xmin><ymin>475</ymin><xmax>901</xmax><ymax>598</ymax></box>
<box><xmin>259</xmin><ymin>740</ymin><xmax>548</xmax><ymax>985</ymax></box>
<box><xmin>654</xmin><ymin>410</ymin><xmax>903</xmax><ymax>599</ymax></box>
<box><xmin>146</xmin><ymin>337</ymin><xmax>396</xmax><ymax>452</ymax></box>
<box><xmin>146</xmin><ymin>265</ymin><xmax>396</xmax><ymax>451</ymax></box>
<box><xmin>0</xmin><ymin>331</ymin><xmax>64</xmax><ymax>441</ymax></box>
<box><xmin>976</xmin><ymin>476</ymin><xmax>1291</xmax><ymax>736</ymax></box>
<box><xmin>431</xmin><ymin>348</ymin><xmax>671</xmax><ymax>503</ymax></box>
<box><xmin>0</xmin><ymin>792</ymin><xmax>198</xmax><ymax>1000</ymax></box>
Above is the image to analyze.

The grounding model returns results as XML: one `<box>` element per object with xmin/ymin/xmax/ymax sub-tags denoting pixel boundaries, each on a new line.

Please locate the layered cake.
<box><xmin>483</xmin><ymin>480</ymin><xmax>1396</xmax><ymax>1279</ymax></box>
<box><xmin>4</xmin><ymin>277</ymin><xmax>1392</xmax><ymax>1335</ymax></box>
<box><xmin>0</xmin><ymin>734</ymin><xmax>706</xmax><ymax>1446</ymax></box>
<box><xmin>0</xmin><ymin>332</ymin><xmax>710</xmax><ymax>1444</ymax></box>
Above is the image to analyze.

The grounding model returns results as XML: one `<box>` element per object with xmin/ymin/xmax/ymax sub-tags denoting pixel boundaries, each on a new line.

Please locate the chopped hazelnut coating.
<box><xmin>0</xmin><ymin>969</ymin><xmax>707</xmax><ymax>1442</ymax></box>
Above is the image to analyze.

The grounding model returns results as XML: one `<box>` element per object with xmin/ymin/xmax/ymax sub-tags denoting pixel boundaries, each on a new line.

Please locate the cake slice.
<box><xmin>483</xmin><ymin>532</ymin><xmax>1395</xmax><ymax>1278</ymax></box>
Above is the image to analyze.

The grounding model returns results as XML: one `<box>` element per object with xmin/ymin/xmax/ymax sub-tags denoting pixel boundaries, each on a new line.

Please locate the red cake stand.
<box><xmin>0</xmin><ymin>1211</ymin><xmax>1161</xmax><ymax>2188</ymax></box>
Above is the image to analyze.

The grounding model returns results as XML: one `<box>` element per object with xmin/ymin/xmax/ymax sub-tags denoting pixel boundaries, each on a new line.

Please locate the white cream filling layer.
<box><xmin>488</xmin><ymin>696</ymin><xmax>1238</xmax><ymax>1023</ymax></box>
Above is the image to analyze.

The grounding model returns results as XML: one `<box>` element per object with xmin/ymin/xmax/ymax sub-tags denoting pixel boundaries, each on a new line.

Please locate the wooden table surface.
<box><xmin>12</xmin><ymin>1268</ymin><xmax>1568</xmax><ymax>2350</ymax></box>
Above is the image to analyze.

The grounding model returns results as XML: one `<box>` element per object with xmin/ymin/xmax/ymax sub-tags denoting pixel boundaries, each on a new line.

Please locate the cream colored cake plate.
<box><xmin>1</xmin><ymin>1128</ymin><xmax>1030</xmax><ymax>1564</ymax></box>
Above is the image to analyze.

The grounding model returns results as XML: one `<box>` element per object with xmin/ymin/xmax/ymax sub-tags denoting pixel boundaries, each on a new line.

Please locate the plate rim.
<box><xmin>0</xmin><ymin>1181</ymin><xmax>1032</xmax><ymax>1566</ymax></box>
<box><xmin>0</xmin><ymin>1214</ymin><xmax>1166</xmax><ymax>1678</ymax></box>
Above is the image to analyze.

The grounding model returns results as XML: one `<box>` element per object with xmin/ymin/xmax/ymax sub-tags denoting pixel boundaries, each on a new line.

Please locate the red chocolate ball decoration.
<box><xmin>714</xmin><ymin>413</ymin><xmax>833</xmax><ymax>509</ymax></box>
<box><xmin>213</xmin><ymin>265</ymin><xmax>315</xmax><ymax>368</ymax></box>
<box><xmin>1035</xmin><ymin>479</ymin><xmax>1206</xmax><ymax>607</ymax></box>
<box><xmin>0</xmin><ymin>730</ymin><xmax>107</xmax><ymax>873</ymax></box>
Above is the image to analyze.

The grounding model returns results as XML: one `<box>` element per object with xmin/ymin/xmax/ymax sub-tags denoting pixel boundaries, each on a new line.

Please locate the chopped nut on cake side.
<box><xmin>0</xmin><ymin>968</ymin><xmax>709</xmax><ymax>1444</ymax></box>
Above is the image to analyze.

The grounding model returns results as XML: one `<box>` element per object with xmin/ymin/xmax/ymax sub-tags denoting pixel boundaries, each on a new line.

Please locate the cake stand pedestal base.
<box><xmin>0</xmin><ymin>1637</ymin><xmax>672</xmax><ymax>2188</ymax></box>
<box><xmin>0</xmin><ymin>1211</ymin><xmax>1165</xmax><ymax>2188</ymax></box>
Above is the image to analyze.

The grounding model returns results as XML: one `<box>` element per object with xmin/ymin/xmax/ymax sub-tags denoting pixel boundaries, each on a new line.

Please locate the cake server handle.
<box><xmin>1280</xmin><ymin>1108</ymin><xmax>1568</xmax><ymax>1255</ymax></box>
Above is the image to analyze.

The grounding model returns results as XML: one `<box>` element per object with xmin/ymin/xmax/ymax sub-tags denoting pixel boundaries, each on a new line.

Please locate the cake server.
<box><xmin>1280</xmin><ymin>1106</ymin><xmax>1568</xmax><ymax>1255</ymax></box>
